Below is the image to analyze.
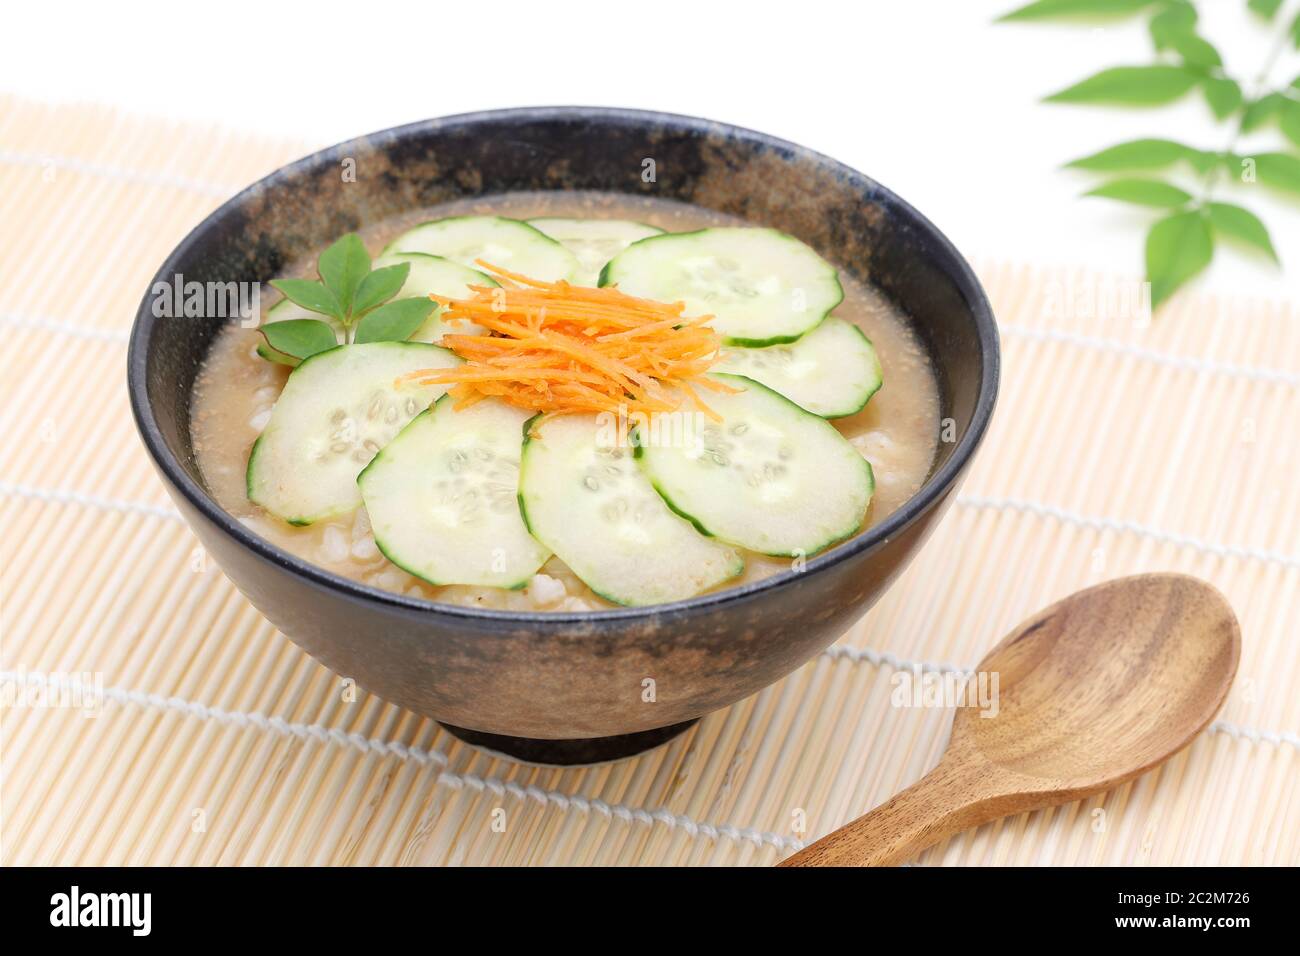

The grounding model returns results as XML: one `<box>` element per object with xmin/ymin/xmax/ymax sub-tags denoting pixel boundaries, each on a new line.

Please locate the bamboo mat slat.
<box><xmin>1</xmin><ymin>95</ymin><xmax>1296</xmax><ymax>866</ymax></box>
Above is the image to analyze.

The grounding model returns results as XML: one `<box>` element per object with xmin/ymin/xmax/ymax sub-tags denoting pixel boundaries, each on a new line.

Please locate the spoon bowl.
<box><xmin>780</xmin><ymin>573</ymin><xmax>1240</xmax><ymax>866</ymax></box>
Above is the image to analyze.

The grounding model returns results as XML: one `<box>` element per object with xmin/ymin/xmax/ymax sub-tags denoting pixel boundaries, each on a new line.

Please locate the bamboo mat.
<box><xmin>1</xmin><ymin>95</ymin><xmax>1296</xmax><ymax>867</ymax></box>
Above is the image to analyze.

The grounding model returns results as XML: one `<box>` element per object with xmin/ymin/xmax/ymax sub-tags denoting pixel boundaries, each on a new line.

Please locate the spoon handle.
<box><xmin>779</xmin><ymin>761</ymin><xmax>998</xmax><ymax>866</ymax></box>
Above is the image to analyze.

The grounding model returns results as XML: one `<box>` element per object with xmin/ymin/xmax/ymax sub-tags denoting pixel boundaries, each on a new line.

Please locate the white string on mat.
<box><xmin>959</xmin><ymin>495</ymin><xmax>1300</xmax><ymax>572</ymax></box>
<box><xmin>815</xmin><ymin>651</ymin><xmax>1300</xmax><ymax>752</ymax></box>
<box><xmin>4</xmin><ymin>479</ymin><xmax>1298</xmax><ymax>744</ymax></box>
<box><xmin>0</xmin><ymin>312</ymin><xmax>130</xmax><ymax>344</ymax></box>
<box><xmin>1000</xmin><ymin>324</ymin><xmax>1300</xmax><ymax>390</ymax></box>
<box><xmin>1207</xmin><ymin>719</ymin><xmax>1300</xmax><ymax>750</ymax></box>
<box><xmin>3</xmin><ymin>313</ymin><xmax>1299</xmax><ymax>391</ymax></box>
<box><xmin>3</xmin><ymin>485</ymin><xmax>1298</xmax><ymax>747</ymax></box>
<box><xmin>1</xmin><ymin>663</ymin><xmax>1291</xmax><ymax>865</ymax></box>
<box><xmin>0</xmin><ymin>482</ymin><xmax>178</xmax><ymax>522</ymax></box>
<box><xmin>0</xmin><ymin>149</ymin><xmax>239</xmax><ymax>199</ymax></box>
<box><xmin>5</xmin><ymin>481</ymin><xmax>1297</xmax><ymax>574</ymax></box>
<box><xmin>0</xmin><ymin>670</ymin><xmax>804</xmax><ymax>854</ymax></box>
<box><xmin>816</xmin><ymin>655</ymin><xmax>1300</xmax><ymax>749</ymax></box>
<box><xmin>821</xmin><ymin>643</ymin><xmax>965</xmax><ymax>675</ymax></box>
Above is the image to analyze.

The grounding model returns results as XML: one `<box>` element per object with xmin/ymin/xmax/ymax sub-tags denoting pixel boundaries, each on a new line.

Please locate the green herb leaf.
<box><xmin>1279</xmin><ymin>99</ymin><xmax>1300</xmax><ymax>147</ymax></box>
<box><xmin>1254</xmin><ymin>152</ymin><xmax>1300</xmax><ymax>193</ymax></box>
<box><xmin>260</xmin><ymin>318</ymin><xmax>340</xmax><ymax>359</ymax></box>
<box><xmin>256</xmin><ymin>342</ymin><xmax>301</xmax><ymax>367</ymax></box>
<box><xmin>1205</xmin><ymin>202</ymin><xmax>1279</xmax><ymax>263</ymax></box>
<box><xmin>1241</xmin><ymin>92</ymin><xmax>1286</xmax><ymax>131</ymax></box>
<box><xmin>1146</xmin><ymin>210</ymin><xmax>1213</xmax><ymax>306</ymax></box>
<box><xmin>1291</xmin><ymin>10</ymin><xmax>1300</xmax><ymax>48</ymax></box>
<box><xmin>1085</xmin><ymin>178</ymin><xmax>1193</xmax><ymax>207</ymax></box>
<box><xmin>316</xmin><ymin>233</ymin><xmax>371</xmax><ymax>320</ymax></box>
<box><xmin>1149</xmin><ymin>1</ymin><xmax>1197</xmax><ymax>49</ymax></box>
<box><xmin>1170</xmin><ymin>33</ymin><xmax>1221</xmax><ymax>68</ymax></box>
<box><xmin>1064</xmin><ymin>138</ymin><xmax>1216</xmax><ymax>172</ymax></box>
<box><xmin>352</xmin><ymin>298</ymin><xmax>435</xmax><ymax>344</ymax></box>
<box><xmin>351</xmin><ymin>263</ymin><xmax>411</xmax><ymax>318</ymax></box>
<box><xmin>268</xmin><ymin>279</ymin><xmax>343</xmax><ymax>321</ymax></box>
<box><xmin>1247</xmin><ymin>0</ymin><xmax>1283</xmax><ymax>19</ymax></box>
<box><xmin>1201</xmin><ymin>76</ymin><xmax>1243</xmax><ymax>118</ymax></box>
<box><xmin>1045</xmin><ymin>65</ymin><xmax>1201</xmax><ymax>105</ymax></box>
<box><xmin>998</xmin><ymin>0</ymin><xmax>1154</xmax><ymax>21</ymax></box>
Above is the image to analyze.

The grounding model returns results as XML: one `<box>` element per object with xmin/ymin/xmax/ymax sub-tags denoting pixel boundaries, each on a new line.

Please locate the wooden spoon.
<box><xmin>779</xmin><ymin>573</ymin><xmax>1240</xmax><ymax>867</ymax></box>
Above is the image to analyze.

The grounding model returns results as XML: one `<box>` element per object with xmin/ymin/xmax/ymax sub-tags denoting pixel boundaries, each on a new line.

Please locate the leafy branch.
<box><xmin>259</xmin><ymin>234</ymin><xmax>435</xmax><ymax>365</ymax></box>
<box><xmin>1000</xmin><ymin>0</ymin><xmax>1300</xmax><ymax>307</ymax></box>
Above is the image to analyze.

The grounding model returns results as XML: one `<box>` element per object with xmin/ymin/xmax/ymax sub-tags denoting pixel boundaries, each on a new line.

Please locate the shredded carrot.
<box><xmin>400</xmin><ymin>262</ymin><xmax>735</xmax><ymax>421</ymax></box>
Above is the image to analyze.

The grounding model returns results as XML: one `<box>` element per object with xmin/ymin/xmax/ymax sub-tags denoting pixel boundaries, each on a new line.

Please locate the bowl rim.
<box><xmin>128</xmin><ymin>105</ymin><xmax>1000</xmax><ymax>625</ymax></box>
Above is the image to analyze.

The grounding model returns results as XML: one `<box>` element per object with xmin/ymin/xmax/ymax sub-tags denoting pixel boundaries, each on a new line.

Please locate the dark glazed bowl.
<box><xmin>128</xmin><ymin>108</ymin><xmax>999</xmax><ymax>760</ymax></box>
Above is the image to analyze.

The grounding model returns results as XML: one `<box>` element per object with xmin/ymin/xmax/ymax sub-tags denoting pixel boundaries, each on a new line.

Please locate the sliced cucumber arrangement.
<box><xmin>636</xmin><ymin>374</ymin><xmax>873</xmax><ymax>556</ymax></box>
<box><xmin>518</xmin><ymin>414</ymin><xmax>743</xmax><ymax>606</ymax></box>
<box><xmin>372</xmin><ymin>252</ymin><xmax>495</xmax><ymax>342</ymax></box>
<box><xmin>382</xmin><ymin>216</ymin><xmax>582</xmax><ymax>282</ymax></box>
<box><xmin>599</xmin><ymin>227</ymin><xmax>843</xmax><ymax>346</ymax></box>
<box><xmin>714</xmin><ymin>317</ymin><xmax>882</xmax><ymax>418</ymax></box>
<box><xmin>241</xmin><ymin>216</ymin><xmax>899</xmax><ymax>607</ymax></box>
<box><xmin>247</xmin><ymin>342</ymin><xmax>458</xmax><ymax>525</ymax></box>
<box><xmin>528</xmin><ymin>218</ymin><xmax>663</xmax><ymax>285</ymax></box>
<box><xmin>358</xmin><ymin>397</ymin><xmax>548</xmax><ymax>588</ymax></box>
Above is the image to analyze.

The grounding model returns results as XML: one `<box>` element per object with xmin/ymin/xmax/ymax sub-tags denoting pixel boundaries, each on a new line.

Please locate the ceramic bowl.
<box><xmin>128</xmin><ymin>108</ymin><xmax>999</xmax><ymax>763</ymax></box>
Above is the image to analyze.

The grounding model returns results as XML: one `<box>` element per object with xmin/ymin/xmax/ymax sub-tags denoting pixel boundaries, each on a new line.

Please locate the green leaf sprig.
<box><xmin>259</xmin><ymin>234</ymin><xmax>436</xmax><ymax>364</ymax></box>
<box><xmin>1000</xmin><ymin>0</ymin><xmax>1300</xmax><ymax>307</ymax></box>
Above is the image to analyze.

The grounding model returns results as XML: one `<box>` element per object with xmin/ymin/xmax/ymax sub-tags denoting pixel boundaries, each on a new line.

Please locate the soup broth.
<box><xmin>191</xmin><ymin>192</ymin><xmax>941</xmax><ymax>611</ymax></box>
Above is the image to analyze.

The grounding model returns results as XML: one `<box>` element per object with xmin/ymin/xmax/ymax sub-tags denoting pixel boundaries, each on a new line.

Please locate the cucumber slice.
<box><xmin>528</xmin><ymin>218</ymin><xmax>663</xmax><ymax>285</ymax></box>
<box><xmin>518</xmin><ymin>413</ymin><xmax>743</xmax><ymax>606</ymax></box>
<box><xmin>599</xmin><ymin>227</ymin><xmax>843</xmax><ymax>346</ymax></box>
<box><xmin>247</xmin><ymin>342</ymin><xmax>458</xmax><ymax>525</ymax></box>
<box><xmin>372</xmin><ymin>252</ymin><xmax>496</xmax><ymax>342</ymax></box>
<box><xmin>636</xmin><ymin>374</ymin><xmax>873</xmax><ymax>556</ymax></box>
<box><xmin>714</xmin><ymin>317</ymin><xmax>883</xmax><ymax>418</ymax></box>
<box><xmin>358</xmin><ymin>397</ymin><xmax>548</xmax><ymax>588</ymax></box>
<box><xmin>382</xmin><ymin>216</ymin><xmax>582</xmax><ymax>282</ymax></box>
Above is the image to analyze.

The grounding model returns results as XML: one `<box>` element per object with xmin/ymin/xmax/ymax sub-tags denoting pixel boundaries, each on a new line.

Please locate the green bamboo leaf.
<box><xmin>1085</xmin><ymin>178</ymin><xmax>1194</xmax><ymax>207</ymax></box>
<box><xmin>1277</xmin><ymin>99</ymin><xmax>1300</xmax><ymax>147</ymax></box>
<box><xmin>1064</xmin><ymin>138</ymin><xmax>1216</xmax><ymax>172</ymax></box>
<box><xmin>1046</xmin><ymin>65</ymin><xmax>1201</xmax><ymax>105</ymax></box>
<box><xmin>1254</xmin><ymin>152</ymin><xmax>1300</xmax><ymax>193</ymax></box>
<box><xmin>1149</xmin><ymin>1</ymin><xmax>1196</xmax><ymax>48</ymax></box>
<box><xmin>353</xmin><ymin>298</ymin><xmax>435</xmax><ymax>344</ymax></box>
<box><xmin>1201</xmin><ymin>77</ymin><xmax>1243</xmax><ymax>118</ymax></box>
<box><xmin>268</xmin><ymin>278</ymin><xmax>343</xmax><ymax>321</ymax></box>
<box><xmin>1170</xmin><ymin>33</ymin><xmax>1221</xmax><ymax>68</ymax></box>
<box><xmin>998</xmin><ymin>0</ymin><xmax>1153</xmax><ymax>21</ymax></box>
<box><xmin>1247</xmin><ymin>0</ymin><xmax>1283</xmax><ymax>19</ymax></box>
<box><xmin>1146</xmin><ymin>210</ymin><xmax>1213</xmax><ymax>306</ymax></box>
<box><xmin>1291</xmin><ymin>10</ymin><xmax>1300</xmax><ymax>48</ymax></box>
<box><xmin>1205</xmin><ymin>202</ymin><xmax>1279</xmax><ymax>263</ymax></box>
<box><xmin>259</xmin><ymin>319</ymin><xmax>340</xmax><ymax>360</ymax></box>
<box><xmin>351</xmin><ymin>263</ymin><xmax>411</xmax><ymax>318</ymax></box>
<box><xmin>1241</xmin><ymin>93</ymin><xmax>1286</xmax><ymax>132</ymax></box>
<box><xmin>316</xmin><ymin>233</ymin><xmax>371</xmax><ymax>319</ymax></box>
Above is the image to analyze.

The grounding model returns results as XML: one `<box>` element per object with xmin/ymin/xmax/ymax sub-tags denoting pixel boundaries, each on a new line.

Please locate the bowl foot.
<box><xmin>438</xmin><ymin>719</ymin><xmax>699</xmax><ymax>766</ymax></box>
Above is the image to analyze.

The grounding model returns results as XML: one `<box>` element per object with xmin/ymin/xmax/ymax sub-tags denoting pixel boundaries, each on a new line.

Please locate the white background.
<box><xmin>5</xmin><ymin>0</ymin><xmax>1299</xmax><ymax>298</ymax></box>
